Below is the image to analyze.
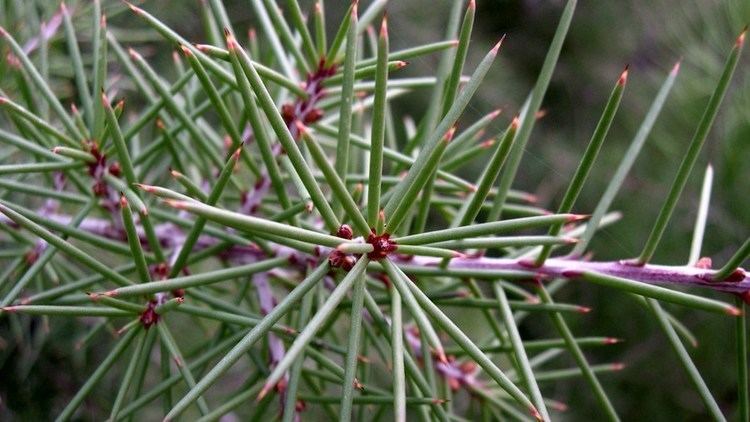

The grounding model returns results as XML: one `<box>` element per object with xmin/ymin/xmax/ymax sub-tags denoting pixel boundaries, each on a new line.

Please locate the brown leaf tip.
<box><xmin>566</xmin><ymin>214</ymin><xmax>591</xmax><ymax>223</ymax></box>
<box><xmin>530</xmin><ymin>406</ymin><xmax>543</xmax><ymax>421</ymax></box>
<box><xmin>380</xmin><ymin>13</ymin><xmax>388</xmax><ymax>37</ymax></box>
<box><xmin>737</xmin><ymin>26</ymin><xmax>747</xmax><ymax>46</ymax></box>
<box><xmin>127</xmin><ymin>48</ymin><xmax>142</xmax><ymax>60</ymax></box>
<box><xmin>511</xmin><ymin>116</ymin><xmax>521</xmax><ymax>130</ymax></box>
<box><xmin>479</xmin><ymin>139</ymin><xmax>495</xmax><ymax>149</ymax></box>
<box><xmin>178</xmin><ymin>44</ymin><xmax>193</xmax><ymax>56</ymax></box>
<box><xmin>670</xmin><ymin>60</ymin><xmax>681</xmax><ymax>76</ymax></box>
<box><xmin>491</xmin><ymin>35</ymin><xmax>506</xmax><ymax>55</ymax></box>
<box><xmin>443</xmin><ymin>126</ymin><xmax>457</xmax><ymax>142</ymax></box>
<box><xmin>224</xmin><ymin>28</ymin><xmax>238</xmax><ymax>49</ymax></box>
<box><xmin>124</xmin><ymin>1</ymin><xmax>142</xmax><ymax>15</ymax></box>
<box><xmin>618</xmin><ymin>65</ymin><xmax>629</xmax><ymax>86</ymax></box>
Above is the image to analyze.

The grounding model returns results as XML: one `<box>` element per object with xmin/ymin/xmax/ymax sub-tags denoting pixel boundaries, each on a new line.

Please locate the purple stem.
<box><xmin>2</xmin><ymin>211</ymin><xmax>747</xmax><ymax>294</ymax></box>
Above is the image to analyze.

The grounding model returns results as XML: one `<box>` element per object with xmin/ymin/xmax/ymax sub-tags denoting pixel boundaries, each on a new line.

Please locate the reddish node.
<box><xmin>336</xmin><ymin>224</ymin><xmax>354</xmax><ymax>240</ymax></box>
<box><xmin>108</xmin><ymin>162</ymin><xmax>121</xmax><ymax>177</ymax></box>
<box><xmin>328</xmin><ymin>250</ymin><xmax>355</xmax><ymax>271</ymax></box>
<box><xmin>366</xmin><ymin>232</ymin><xmax>397</xmax><ymax>260</ymax></box>
<box><xmin>140</xmin><ymin>300</ymin><xmax>159</xmax><ymax>328</ymax></box>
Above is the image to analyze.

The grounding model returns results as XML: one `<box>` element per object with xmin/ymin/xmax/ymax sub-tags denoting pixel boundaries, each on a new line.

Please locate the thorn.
<box><xmin>122</xmin><ymin>0</ymin><xmax>142</xmax><ymax>15</ymax></box>
<box><xmin>671</xmin><ymin>60</ymin><xmax>682</xmax><ymax>76</ymax></box>
<box><xmin>178</xmin><ymin>44</ymin><xmax>192</xmax><ymax>57</ymax></box>
<box><xmin>443</xmin><ymin>126</ymin><xmax>457</xmax><ymax>143</ymax></box>
<box><xmin>525</xmin><ymin>296</ymin><xmax>541</xmax><ymax>304</ymax></box>
<box><xmin>232</xmin><ymin>145</ymin><xmax>243</xmax><ymax>160</ymax></box>
<box><xmin>257</xmin><ymin>385</ymin><xmax>271</xmax><ymax>402</ymax></box>
<box><xmin>511</xmin><ymin>115</ymin><xmax>520</xmax><ymax>130</ymax></box>
<box><xmin>489</xmin><ymin>108</ymin><xmax>503</xmax><ymax>119</ymax></box>
<box><xmin>737</xmin><ymin>25</ymin><xmax>747</xmax><ymax>47</ymax></box>
<box><xmin>127</xmin><ymin>48</ymin><xmax>141</xmax><ymax>60</ymax></box>
<box><xmin>100</xmin><ymin>14</ymin><xmax>107</xmax><ymax>28</ymax></box>
<box><xmin>435</xmin><ymin>349</ymin><xmax>448</xmax><ymax>364</ymax></box>
<box><xmin>479</xmin><ymin>139</ymin><xmax>495</xmax><ymax>149</ymax></box>
<box><xmin>0</xmin><ymin>26</ymin><xmax>9</xmax><ymax>38</ymax></box>
<box><xmin>566</xmin><ymin>214</ymin><xmax>590</xmax><ymax>223</ymax></box>
<box><xmin>170</xmin><ymin>169</ymin><xmax>183</xmax><ymax>178</ymax></box>
<box><xmin>468</xmin><ymin>0</ymin><xmax>476</xmax><ymax>10</ymax></box>
<box><xmin>522</xmin><ymin>192</ymin><xmax>538</xmax><ymax>203</ymax></box>
<box><xmin>394</xmin><ymin>60</ymin><xmax>408</xmax><ymax>70</ymax></box>
<box><xmin>351</xmin><ymin>0</ymin><xmax>359</xmax><ymax>17</ymax></box>
<box><xmin>618</xmin><ymin>65</ymin><xmax>629</xmax><ymax>86</ymax></box>
<box><xmin>380</xmin><ymin>13</ymin><xmax>388</xmax><ymax>37</ymax></box>
<box><xmin>564</xmin><ymin>237</ymin><xmax>579</xmax><ymax>244</ymax></box>
<box><xmin>610</xmin><ymin>362</ymin><xmax>626</xmax><ymax>371</ymax></box>
<box><xmin>356</xmin><ymin>354</ymin><xmax>371</xmax><ymax>364</ymax></box>
<box><xmin>603</xmin><ymin>337</ymin><xmax>622</xmax><ymax>345</ymax></box>
<box><xmin>163</xmin><ymin>199</ymin><xmax>188</xmax><ymax>210</ymax></box>
<box><xmin>120</xmin><ymin>195</ymin><xmax>128</xmax><ymax>208</ymax></box>
<box><xmin>134</xmin><ymin>183</ymin><xmax>156</xmax><ymax>192</ymax></box>
<box><xmin>450</xmin><ymin>39</ymin><xmax>460</xmax><ymax>47</ymax></box>
<box><xmin>530</xmin><ymin>406</ymin><xmax>543</xmax><ymax>421</ymax></box>
<box><xmin>577</xmin><ymin>306</ymin><xmax>592</xmax><ymax>313</ymax></box>
<box><xmin>491</xmin><ymin>34</ymin><xmax>506</xmax><ymax>55</ymax></box>
<box><xmin>549</xmin><ymin>400</ymin><xmax>568</xmax><ymax>412</ymax></box>
<box><xmin>294</xmin><ymin>120</ymin><xmax>309</xmax><ymax>137</ymax></box>
<box><xmin>100</xmin><ymin>91</ymin><xmax>111</xmax><ymax>108</ymax></box>
<box><xmin>727</xmin><ymin>306</ymin><xmax>743</xmax><ymax>317</ymax></box>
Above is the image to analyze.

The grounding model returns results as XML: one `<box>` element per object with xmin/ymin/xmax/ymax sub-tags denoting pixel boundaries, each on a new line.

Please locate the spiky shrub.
<box><xmin>0</xmin><ymin>0</ymin><xmax>747</xmax><ymax>420</ymax></box>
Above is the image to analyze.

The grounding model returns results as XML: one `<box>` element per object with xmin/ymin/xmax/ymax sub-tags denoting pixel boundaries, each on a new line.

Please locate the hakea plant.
<box><xmin>0</xmin><ymin>0</ymin><xmax>747</xmax><ymax>420</ymax></box>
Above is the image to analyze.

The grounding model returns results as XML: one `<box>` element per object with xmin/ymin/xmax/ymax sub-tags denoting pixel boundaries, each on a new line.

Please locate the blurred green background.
<box><xmin>0</xmin><ymin>0</ymin><xmax>748</xmax><ymax>420</ymax></box>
